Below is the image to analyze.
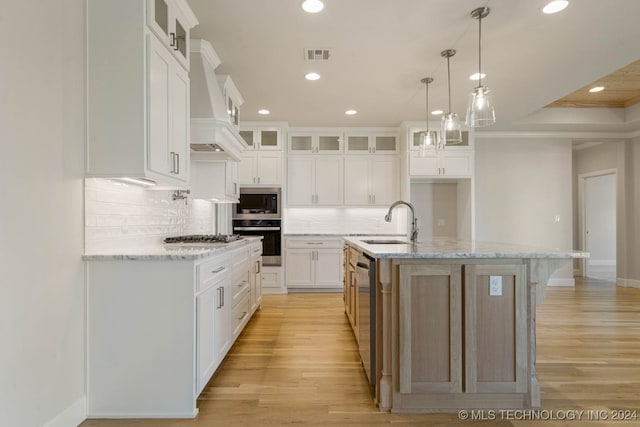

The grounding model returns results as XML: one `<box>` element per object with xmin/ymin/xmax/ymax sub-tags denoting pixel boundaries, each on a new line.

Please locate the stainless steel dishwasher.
<box><xmin>356</xmin><ymin>252</ymin><xmax>376</xmax><ymax>387</ymax></box>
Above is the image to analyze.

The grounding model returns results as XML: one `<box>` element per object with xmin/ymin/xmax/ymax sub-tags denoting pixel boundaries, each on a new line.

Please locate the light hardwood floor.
<box><xmin>82</xmin><ymin>277</ymin><xmax>640</xmax><ymax>426</ymax></box>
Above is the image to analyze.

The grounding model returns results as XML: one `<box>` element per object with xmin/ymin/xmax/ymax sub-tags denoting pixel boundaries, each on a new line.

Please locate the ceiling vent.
<box><xmin>305</xmin><ymin>48</ymin><xmax>330</xmax><ymax>61</ymax></box>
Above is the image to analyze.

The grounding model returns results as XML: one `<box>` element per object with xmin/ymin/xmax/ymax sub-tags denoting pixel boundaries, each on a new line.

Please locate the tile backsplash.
<box><xmin>284</xmin><ymin>207</ymin><xmax>407</xmax><ymax>234</ymax></box>
<box><xmin>85</xmin><ymin>178</ymin><xmax>214</xmax><ymax>253</ymax></box>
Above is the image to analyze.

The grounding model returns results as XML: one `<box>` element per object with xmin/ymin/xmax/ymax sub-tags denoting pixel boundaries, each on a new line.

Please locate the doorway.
<box><xmin>579</xmin><ymin>171</ymin><xmax>616</xmax><ymax>282</ymax></box>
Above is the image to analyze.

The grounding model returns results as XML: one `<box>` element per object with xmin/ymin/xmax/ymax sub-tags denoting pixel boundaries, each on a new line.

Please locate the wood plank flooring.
<box><xmin>82</xmin><ymin>277</ymin><xmax>640</xmax><ymax>426</ymax></box>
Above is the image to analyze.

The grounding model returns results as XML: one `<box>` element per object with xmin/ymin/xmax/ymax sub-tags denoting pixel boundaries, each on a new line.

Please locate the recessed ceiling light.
<box><xmin>431</xmin><ymin>110</ymin><xmax>444</xmax><ymax>116</ymax></box>
<box><xmin>589</xmin><ymin>86</ymin><xmax>605</xmax><ymax>93</ymax></box>
<box><xmin>543</xmin><ymin>0</ymin><xmax>569</xmax><ymax>14</ymax></box>
<box><xmin>345</xmin><ymin>109</ymin><xmax>357</xmax><ymax>115</ymax></box>
<box><xmin>258</xmin><ymin>109</ymin><xmax>270</xmax><ymax>115</ymax></box>
<box><xmin>301</xmin><ymin>0</ymin><xmax>324</xmax><ymax>13</ymax></box>
<box><xmin>305</xmin><ymin>72</ymin><xmax>321</xmax><ymax>81</ymax></box>
<box><xmin>469</xmin><ymin>72</ymin><xmax>486</xmax><ymax>81</ymax></box>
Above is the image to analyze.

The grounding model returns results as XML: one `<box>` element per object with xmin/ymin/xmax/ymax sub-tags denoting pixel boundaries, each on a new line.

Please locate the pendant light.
<box><xmin>465</xmin><ymin>7</ymin><xmax>496</xmax><ymax>127</ymax></box>
<box><xmin>440</xmin><ymin>49</ymin><xmax>462</xmax><ymax>145</ymax></box>
<box><xmin>419</xmin><ymin>77</ymin><xmax>437</xmax><ymax>157</ymax></box>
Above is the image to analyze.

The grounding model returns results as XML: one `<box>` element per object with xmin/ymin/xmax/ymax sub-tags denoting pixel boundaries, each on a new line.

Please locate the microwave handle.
<box><xmin>234</xmin><ymin>227</ymin><xmax>281</xmax><ymax>231</ymax></box>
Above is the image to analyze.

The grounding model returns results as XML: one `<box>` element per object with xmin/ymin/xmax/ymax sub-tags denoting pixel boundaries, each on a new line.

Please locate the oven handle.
<box><xmin>233</xmin><ymin>227</ymin><xmax>281</xmax><ymax>231</ymax></box>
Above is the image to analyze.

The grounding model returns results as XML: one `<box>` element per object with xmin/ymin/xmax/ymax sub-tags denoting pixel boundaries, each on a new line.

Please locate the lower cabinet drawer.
<box><xmin>231</xmin><ymin>274</ymin><xmax>250</xmax><ymax>307</ymax></box>
<box><xmin>231</xmin><ymin>292</ymin><xmax>251</xmax><ymax>339</ymax></box>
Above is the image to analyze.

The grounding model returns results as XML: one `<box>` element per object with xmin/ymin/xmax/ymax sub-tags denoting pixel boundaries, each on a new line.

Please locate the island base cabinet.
<box><xmin>387</xmin><ymin>260</ymin><xmax>533</xmax><ymax>412</ymax></box>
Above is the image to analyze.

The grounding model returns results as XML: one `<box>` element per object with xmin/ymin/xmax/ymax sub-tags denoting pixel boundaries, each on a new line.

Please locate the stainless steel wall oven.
<box><xmin>232</xmin><ymin>219</ymin><xmax>281</xmax><ymax>266</ymax></box>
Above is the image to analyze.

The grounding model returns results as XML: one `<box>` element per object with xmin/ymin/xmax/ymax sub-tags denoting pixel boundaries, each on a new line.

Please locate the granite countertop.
<box><xmin>343</xmin><ymin>236</ymin><xmax>589</xmax><ymax>259</ymax></box>
<box><xmin>283</xmin><ymin>233</ymin><xmax>406</xmax><ymax>237</ymax></box>
<box><xmin>83</xmin><ymin>236</ymin><xmax>263</xmax><ymax>261</ymax></box>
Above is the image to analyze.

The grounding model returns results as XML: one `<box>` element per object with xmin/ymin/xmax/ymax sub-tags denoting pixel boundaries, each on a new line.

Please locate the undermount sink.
<box><xmin>361</xmin><ymin>239</ymin><xmax>408</xmax><ymax>245</ymax></box>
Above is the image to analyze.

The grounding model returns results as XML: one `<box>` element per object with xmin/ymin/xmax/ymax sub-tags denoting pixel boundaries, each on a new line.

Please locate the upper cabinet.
<box><xmin>406</xmin><ymin>124</ymin><xmax>475</xmax><ymax>178</ymax></box>
<box><xmin>408</xmin><ymin>125</ymin><xmax>473</xmax><ymax>151</ymax></box>
<box><xmin>344</xmin><ymin>131</ymin><xmax>399</xmax><ymax>154</ymax></box>
<box><xmin>240</xmin><ymin>125</ymin><xmax>284</xmax><ymax>151</ymax></box>
<box><xmin>218</xmin><ymin>75</ymin><xmax>243</xmax><ymax>130</ymax></box>
<box><xmin>147</xmin><ymin>0</ymin><xmax>196</xmax><ymax>70</ymax></box>
<box><xmin>86</xmin><ymin>0</ymin><xmax>198</xmax><ymax>189</ymax></box>
<box><xmin>288</xmin><ymin>130</ymin><xmax>343</xmax><ymax>154</ymax></box>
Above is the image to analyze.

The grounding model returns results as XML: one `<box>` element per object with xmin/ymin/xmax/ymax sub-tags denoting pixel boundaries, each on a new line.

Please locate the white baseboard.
<box><xmin>618</xmin><ymin>278</ymin><xmax>640</xmax><ymax>288</ymax></box>
<box><xmin>547</xmin><ymin>278</ymin><xmax>575</xmax><ymax>287</ymax></box>
<box><xmin>262</xmin><ymin>287</ymin><xmax>288</xmax><ymax>294</ymax></box>
<box><xmin>44</xmin><ymin>396</ymin><xmax>86</xmax><ymax>427</ymax></box>
<box><xmin>87</xmin><ymin>409</ymin><xmax>198</xmax><ymax>419</ymax></box>
<box><xmin>588</xmin><ymin>259</ymin><xmax>616</xmax><ymax>266</ymax></box>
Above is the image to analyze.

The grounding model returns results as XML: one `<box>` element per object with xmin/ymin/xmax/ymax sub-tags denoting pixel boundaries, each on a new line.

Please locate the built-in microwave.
<box><xmin>233</xmin><ymin>187</ymin><xmax>281</xmax><ymax>219</ymax></box>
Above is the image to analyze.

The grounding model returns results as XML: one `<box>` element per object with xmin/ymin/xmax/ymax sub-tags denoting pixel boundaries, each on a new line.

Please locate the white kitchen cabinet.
<box><xmin>190</xmin><ymin>160</ymin><xmax>239</xmax><ymax>202</ymax></box>
<box><xmin>288</xmin><ymin>130</ymin><xmax>343</xmax><ymax>154</ymax></box>
<box><xmin>249</xmin><ymin>242</ymin><xmax>263</xmax><ymax>312</ymax></box>
<box><xmin>345</xmin><ymin>131</ymin><xmax>399</xmax><ymax>154</ymax></box>
<box><xmin>85</xmin><ymin>239</ymin><xmax>263</xmax><ymax>418</ymax></box>
<box><xmin>408</xmin><ymin>126</ymin><xmax>472</xmax><ymax>151</ymax></box>
<box><xmin>238</xmin><ymin>151</ymin><xmax>282</xmax><ymax>185</ymax></box>
<box><xmin>285</xmin><ymin>237</ymin><xmax>344</xmax><ymax>289</ymax></box>
<box><xmin>147</xmin><ymin>0</ymin><xmax>195</xmax><ymax>70</ymax></box>
<box><xmin>287</xmin><ymin>156</ymin><xmax>343</xmax><ymax>206</ymax></box>
<box><xmin>239</xmin><ymin>127</ymin><xmax>283</xmax><ymax>151</ymax></box>
<box><xmin>87</xmin><ymin>0</ymin><xmax>197</xmax><ymax>189</ymax></box>
<box><xmin>196</xmin><ymin>254</ymin><xmax>230</xmax><ymax>395</ymax></box>
<box><xmin>409</xmin><ymin>151</ymin><xmax>474</xmax><ymax>178</ymax></box>
<box><xmin>218</xmin><ymin>75</ymin><xmax>243</xmax><ymax>130</ymax></box>
<box><xmin>344</xmin><ymin>156</ymin><xmax>400</xmax><ymax>206</ymax></box>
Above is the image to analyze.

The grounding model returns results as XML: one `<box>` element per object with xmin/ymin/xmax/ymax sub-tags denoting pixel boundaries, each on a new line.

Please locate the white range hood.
<box><xmin>190</xmin><ymin>39</ymin><xmax>248</xmax><ymax>161</ymax></box>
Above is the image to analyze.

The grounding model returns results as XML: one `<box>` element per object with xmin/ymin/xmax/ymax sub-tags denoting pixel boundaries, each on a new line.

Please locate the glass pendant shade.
<box><xmin>465</xmin><ymin>85</ymin><xmax>495</xmax><ymax>127</ymax></box>
<box><xmin>419</xmin><ymin>130</ymin><xmax>437</xmax><ymax>156</ymax></box>
<box><xmin>466</xmin><ymin>7</ymin><xmax>496</xmax><ymax>128</ymax></box>
<box><xmin>441</xmin><ymin>113</ymin><xmax>462</xmax><ymax>146</ymax></box>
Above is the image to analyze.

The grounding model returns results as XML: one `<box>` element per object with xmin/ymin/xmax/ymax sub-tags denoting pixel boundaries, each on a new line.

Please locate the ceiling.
<box><xmin>187</xmin><ymin>0</ymin><xmax>640</xmax><ymax>132</ymax></box>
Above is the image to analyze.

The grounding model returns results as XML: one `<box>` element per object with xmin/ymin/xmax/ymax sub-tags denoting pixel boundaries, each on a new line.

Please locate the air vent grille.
<box><xmin>305</xmin><ymin>48</ymin><xmax>330</xmax><ymax>61</ymax></box>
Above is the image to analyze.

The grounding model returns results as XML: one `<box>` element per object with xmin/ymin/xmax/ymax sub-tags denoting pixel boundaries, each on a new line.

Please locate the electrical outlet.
<box><xmin>489</xmin><ymin>276</ymin><xmax>502</xmax><ymax>296</ymax></box>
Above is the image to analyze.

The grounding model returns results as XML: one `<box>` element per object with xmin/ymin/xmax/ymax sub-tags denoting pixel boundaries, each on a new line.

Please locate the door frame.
<box><xmin>577</xmin><ymin>169</ymin><xmax>617</xmax><ymax>277</ymax></box>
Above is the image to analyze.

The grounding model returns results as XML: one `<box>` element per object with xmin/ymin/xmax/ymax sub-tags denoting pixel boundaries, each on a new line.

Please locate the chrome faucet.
<box><xmin>385</xmin><ymin>200</ymin><xmax>419</xmax><ymax>243</ymax></box>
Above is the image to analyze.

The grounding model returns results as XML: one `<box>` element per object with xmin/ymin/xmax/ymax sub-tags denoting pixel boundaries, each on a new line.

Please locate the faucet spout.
<box><xmin>385</xmin><ymin>200</ymin><xmax>419</xmax><ymax>243</ymax></box>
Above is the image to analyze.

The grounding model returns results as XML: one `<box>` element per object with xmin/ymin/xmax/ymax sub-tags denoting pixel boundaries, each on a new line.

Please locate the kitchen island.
<box><xmin>343</xmin><ymin>237</ymin><xmax>587</xmax><ymax>413</ymax></box>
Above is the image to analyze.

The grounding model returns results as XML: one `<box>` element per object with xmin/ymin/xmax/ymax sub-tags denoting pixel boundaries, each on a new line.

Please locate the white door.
<box><xmin>584</xmin><ymin>173</ymin><xmax>616</xmax><ymax>281</ymax></box>
<box><xmin>238</xmin><ymin>152</ymin><xmax>257</xmax><ymax>185</ymax></box>
<box><xmin>171</xmin><ymin>64</ymin><xmax>189</xmax><ymax>182</ymax></box>
<box><xmin>257</xmin><ymin>152</ymin><xmax>282</xmax><ymax>185</ymax></box>
<box><xmin>147</xmin><ymin>35</ymin><xmax>172</xmax><ymax>177</ymax></box>
<box><xmin>315</xmin><ymin>249</ymin><xmax>343</xmax><ymax>287</ymax></box>
<box><xmin>196</xmin><ymin>285</ymin><xmax>216</xmax><ymax>395</ymax></box>
<box><xmin>315</xmin><ymin>157</ymin><xmax>343</xmax><ymax>205</ymax></box>
<box><xmin>287</xmin><ymin>157</ymin><xmax>314</xmax><ymax>205</ymax></box>
<box><xmin>372</xmin><ymin>157</ymin><xmax>400</xmax><ymax>206</ymax></box>
<box><xmin>285</xmin><ymin>249</ymin><xmax>315</xmax><ymax>287</ymax></box>
<box><xmin>344</xmin><ymin>156</ymin><xmax>371</xmax><ymax>205</ymax></box>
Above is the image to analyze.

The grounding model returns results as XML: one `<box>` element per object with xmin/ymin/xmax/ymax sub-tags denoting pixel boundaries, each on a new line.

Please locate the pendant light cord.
<box><xmin>478</xmin><ymin>12</ymin><xmax>483</xmax><ymax>87</ymax></box>
<box><xmin>425</xmin><ymin>82</ymin><xmax>430</xmax><ymax>132</ymax></box>
<box><xmin>447</xmin><ymin>55</ymin><xmax>452</xmax><ymax>114</ymax></box>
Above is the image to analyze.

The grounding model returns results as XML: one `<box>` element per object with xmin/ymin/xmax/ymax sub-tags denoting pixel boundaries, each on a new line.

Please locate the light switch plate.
<box><xmin>489</xmin><ymin>276</ymin><xmax>502</xmax><ymax>296</ymax></box>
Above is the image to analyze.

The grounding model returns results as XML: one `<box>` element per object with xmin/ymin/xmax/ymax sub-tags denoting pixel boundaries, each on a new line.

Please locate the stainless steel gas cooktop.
<box><xmin>163</xmin><ymin>234</ymin><xmax>243</xmax><ymax>244</ymax></box>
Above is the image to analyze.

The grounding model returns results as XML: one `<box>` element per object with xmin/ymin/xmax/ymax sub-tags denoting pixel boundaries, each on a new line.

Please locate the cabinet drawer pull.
<box><xmin>238</xmin><ymin>311</ymin><xmax>248</xmax><ymax>320</ymax></box>
<box><xmin>169</xmin><ymin>32</ymin><xmax>176</xmax><ymax>47</ymax></box>
<box><xmin>176</xmin><ymin>153</ymin><xmax>180</xmax><ymax>174</ymax></box>
<box><xmin>211</xmin><ymin>266</ymin><xmax>226</xmax><ymax>274</ymax></box>
<box><xmin>256</xmin><ymin>260</ymin><xmax>261</xmax><ymax>273</ymax></box>
<box><xmin>306</xmin><ymin>242</ymin><xmax>324</xmax><ymax>245</ymax></box>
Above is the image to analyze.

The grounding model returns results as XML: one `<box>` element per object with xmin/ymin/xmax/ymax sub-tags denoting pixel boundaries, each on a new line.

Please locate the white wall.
<box><xmin>475</xmin><ymin>137</ymin><xmax>574</xmax><ymax>282</ymax></box>
<box><xmin>0</xmin><ymin>1</ymin><xmax>87</xmax><ymax>426</ymax></box>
